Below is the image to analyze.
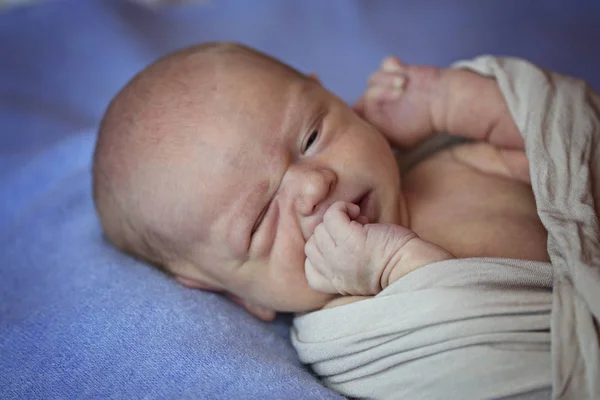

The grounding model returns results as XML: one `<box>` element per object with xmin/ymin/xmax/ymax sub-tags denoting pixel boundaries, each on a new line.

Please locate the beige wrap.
<box><xmin>292</xmin><ymin>56</ymin><xmax>600</xmax><ymax>400</ymax></box>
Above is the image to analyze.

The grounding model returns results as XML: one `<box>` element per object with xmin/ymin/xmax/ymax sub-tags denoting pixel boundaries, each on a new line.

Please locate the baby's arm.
<box><xmin>355</xmin><ymin>57</ymin><xmax>530</xmax><ymax>183</ymax></box>
<box><xmin>304</xmin><ymin>202</ymin><xmax>453</xmax><ymax>296</ymax></box>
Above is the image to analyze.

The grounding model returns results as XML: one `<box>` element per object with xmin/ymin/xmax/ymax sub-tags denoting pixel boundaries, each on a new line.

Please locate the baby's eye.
<box><xmin>303</xmin><ymin>129</ymin><xmax>319</xmax><ymax>153</ymax></box>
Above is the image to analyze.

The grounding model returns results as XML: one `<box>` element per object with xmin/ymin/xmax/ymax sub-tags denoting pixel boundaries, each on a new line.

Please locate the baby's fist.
<box><xmin>304</xmin><ymin>201</ymin><xmax>419</xmax><ymax>296</ymax></box>
<box><xmin>354</xmin><ymin>56</ymin><xmax>442</xmax><ymax>148</ymax></box>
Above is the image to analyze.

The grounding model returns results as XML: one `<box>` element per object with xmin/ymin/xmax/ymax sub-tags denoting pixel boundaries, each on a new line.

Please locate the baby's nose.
<box><xmin>294</xmin><ymin>167</ymin><xmax>336</xmax><ymax>216</ymax></box>
<box><xmin>282</xmin><ymin>165</ymin><xmax>336</xmax><ymax>237</ymax></box>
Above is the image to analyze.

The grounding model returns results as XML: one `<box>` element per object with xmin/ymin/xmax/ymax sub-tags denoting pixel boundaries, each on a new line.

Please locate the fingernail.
<box><xmin>392</xmin><ymin>76</ymin><xmax>406</xmax><ymax>89</ymax></box>
<box><xmin>381</xmin><ymin>56</ymin><xmax>403</xmax><ymax>72</ymax></box>
<box><xmin>367</xmin><ymin>86</ymin><xmax>402</xmax><ymax>102</ymax></box>
<box><xmin>366</xmin><ymin>86</ymin><xmax>385</xmax><ymax>99</ymax></box>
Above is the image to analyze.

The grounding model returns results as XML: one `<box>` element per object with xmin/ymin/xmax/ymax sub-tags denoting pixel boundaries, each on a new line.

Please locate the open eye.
<box><xmin>304</xmin><ymin>129</ymin><xmax>319</xmax><ymax>153</ymax></box>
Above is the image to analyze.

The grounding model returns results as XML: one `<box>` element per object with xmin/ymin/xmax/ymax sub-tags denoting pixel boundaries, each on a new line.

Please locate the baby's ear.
<box><xmin>225</xmin><ymin>293</ymin><xmax>277</xmax><ymax>322</ymax></box>
<box><xmin>174</xmin><ymin>274</ymin><xmax>276</xmax><ymax>321</ymax></box>
<box><xmin>307</xmin><ymin>72</ymin><xmax>321</xmax><ymax>84</ymax></box>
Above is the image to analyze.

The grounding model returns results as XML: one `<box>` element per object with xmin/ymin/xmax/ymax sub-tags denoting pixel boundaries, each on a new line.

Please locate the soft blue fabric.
<box><xmin>1</xmin><ymin>1</ymin><xmax>600</xmax><ymax>398</ymax></box>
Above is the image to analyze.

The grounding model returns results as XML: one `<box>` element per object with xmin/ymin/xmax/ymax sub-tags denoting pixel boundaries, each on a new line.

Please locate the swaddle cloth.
<box><xmin>291</xmin><ymin>56</ymin><xmax>600</xmax><ymax>400</ymax></box>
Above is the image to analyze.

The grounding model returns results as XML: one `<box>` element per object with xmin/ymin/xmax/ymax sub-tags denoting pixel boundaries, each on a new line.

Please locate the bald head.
<box><xmin>92</xmin><ymin>42</ymin><xmax>307</xmax><ymax>267</ymax></box>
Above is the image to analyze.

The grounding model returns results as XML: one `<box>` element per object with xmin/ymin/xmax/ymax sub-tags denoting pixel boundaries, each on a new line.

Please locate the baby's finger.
<box><xmin>346</xmin><ymin>201</ymin><xmax>361</xmax><ymax>220</ymax></box>
<box><xmin>368</xmin><ymin>70</ymin><xmax>407</xmax><ymax>90</ymax></box>
<box><xmin>304</xmin><ymin>235</ymin><xmax>326</xmax><ymax>270</ymax></box>
<box><xmin>323</xmin><ymin>202</ymin><xmax>360</xmax><ymax>243</ymax></box>
<box><xmin>380</xmin><ymin>56</ymin><xmax>405</xmax><ymax>72</ymax></box>
<box><xmin>367</xmin><ymin>72</ymin><xmax>407</xmax><ymax>103</ymax></box>
<box><xmin>313</xmin><ymin>223</ymin><xmax>336</xmax><ymax>253</ymax></box>
<box><xmin>356</xmin><ymin>215</ymin><xmax>369</xmax><ymax>225</ymax></box>
<box><xmin>327</xmin><ymin>201</ymin><xmax>360</xmax><ymax>220</ymax></box>
<box><xmin>305</xmin><ymin>258</ymin><xmax>338</xmax><ymax>294</ymax></box>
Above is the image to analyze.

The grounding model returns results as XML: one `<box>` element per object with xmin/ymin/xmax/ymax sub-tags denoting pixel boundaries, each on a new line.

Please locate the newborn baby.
<box><xmin>93</xmin><ymin>42</ymin><xmax>548</xmax><ymax>321</ymax></box>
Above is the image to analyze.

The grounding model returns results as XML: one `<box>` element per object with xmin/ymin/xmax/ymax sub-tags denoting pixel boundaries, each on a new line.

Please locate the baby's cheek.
<box><xmin>271</xmin><ymin>221</ymin><xmax>307</xmax><ymax>275</ymax></box>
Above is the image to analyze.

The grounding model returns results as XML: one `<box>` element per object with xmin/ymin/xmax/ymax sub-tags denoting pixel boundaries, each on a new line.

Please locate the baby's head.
<box><xmin>93</xmin><ymin>42</ymin><xmax>403</xmax><ymax>320</ymax></box>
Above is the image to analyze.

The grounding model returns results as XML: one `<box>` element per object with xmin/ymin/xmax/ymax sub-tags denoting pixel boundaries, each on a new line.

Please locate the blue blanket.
<box><xmin>1</xmin><ymin>1</ymin><xmax>600</xmax><ymax>398</ymax></box>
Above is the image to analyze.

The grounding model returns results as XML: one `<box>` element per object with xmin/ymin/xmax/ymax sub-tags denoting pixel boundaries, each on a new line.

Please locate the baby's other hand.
<box><xmin>304</xmin><ymin>201</ymin><xmax>447</xmax><ymax>296</ymax></box>
<box><xmin>353</xmin><ymin>56</ymin><xmax>443</xmax><ymax>149</ymax></box>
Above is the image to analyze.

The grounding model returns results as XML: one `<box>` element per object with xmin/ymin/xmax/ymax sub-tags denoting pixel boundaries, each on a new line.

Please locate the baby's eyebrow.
<box><xmin>280</xmin><ymin>80</ymin><xmax>323</xmax><ymax>136</ymax></box>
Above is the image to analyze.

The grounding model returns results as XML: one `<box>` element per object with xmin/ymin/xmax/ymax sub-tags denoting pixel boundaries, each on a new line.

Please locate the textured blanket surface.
<box><xmin>2</xmin><ymin>2</ymin><xmax>600</xmax><ymax>399</ymax></box>
<box><xmin>292</xmin><ymin>57</ymin><xmax>600</xmax><ymax>400</ymax></box>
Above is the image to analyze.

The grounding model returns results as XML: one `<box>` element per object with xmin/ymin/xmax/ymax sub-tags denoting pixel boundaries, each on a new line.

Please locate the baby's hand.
<box><xmin>304</xmin><ymin>201</ymin><xmax>454</xmax><ymax>296</ymax></box>
<box><xmin>354</xmin><ymin>57</ymin><xmax>443</xmax><ymax>148</ymax></box>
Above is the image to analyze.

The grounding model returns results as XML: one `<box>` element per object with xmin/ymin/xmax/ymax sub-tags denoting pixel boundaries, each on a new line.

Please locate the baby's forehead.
<box><xmin>203</xmin><ymin>74</ymin><xmax>318</xmax><ymax>139</ymax></box>
<box><xmin>134</xmin><ymin>53</ymin><xmax>320</xmax><ymax>200</ymax></box>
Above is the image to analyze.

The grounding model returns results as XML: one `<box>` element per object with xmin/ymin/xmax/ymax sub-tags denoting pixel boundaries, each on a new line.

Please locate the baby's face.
<box><xmin>161</xmin><ymin>58</ymin><xmax>403</xmax><ymax>317</ymax></box>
